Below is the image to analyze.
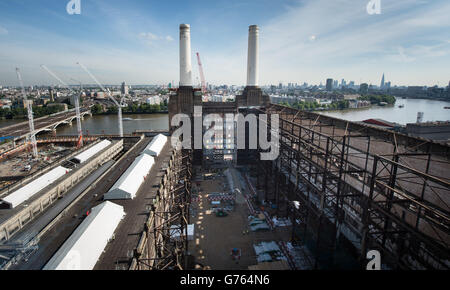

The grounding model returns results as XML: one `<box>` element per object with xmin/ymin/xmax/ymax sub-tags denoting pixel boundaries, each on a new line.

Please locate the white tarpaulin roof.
<box><xmin>142</xmin><ymin>134</ymin><xmax>167</xmax><ymax>157</ymax></box>
<box><xmin>2</xmin><ymin>166</ymin><xmax>70</xmax><ymax>209</ymax></box>
<box><xmin>73</xmin><ymin>140</ymin><xmax>111</xmax><ymax>163</ymax></box>
<box><xmin>43</xmin><ymin>201</ymin><xmax>125</xmax><ymax>270</ymax></box>
<box><xmin>103</xmin><ymin>154</ymin><xmax>154</xmax><ymax>200</ymax></box>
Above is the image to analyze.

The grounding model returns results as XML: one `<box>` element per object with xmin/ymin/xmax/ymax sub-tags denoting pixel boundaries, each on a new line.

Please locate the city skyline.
<box><xmin>0</xmin><ymin>0</ymin><xmax>449</xmax><ymax>87</ymax></box>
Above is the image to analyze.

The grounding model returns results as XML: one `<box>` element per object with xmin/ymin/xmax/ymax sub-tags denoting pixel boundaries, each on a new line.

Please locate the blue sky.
<box><xmin>0</xmin><ymin>0</ymin><xmax>449</xmax><ymax>87</ymax></box>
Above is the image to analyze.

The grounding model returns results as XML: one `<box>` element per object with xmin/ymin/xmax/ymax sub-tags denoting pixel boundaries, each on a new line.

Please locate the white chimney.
<box><xmin>179</xmin><ymin>24</ymin><xmax>192</xmax><ymax>87</ymax></box>
<box><xmin>247</xmin><ymin>25</ymin><xmax>259</xmax><ymax>87</ymax></box>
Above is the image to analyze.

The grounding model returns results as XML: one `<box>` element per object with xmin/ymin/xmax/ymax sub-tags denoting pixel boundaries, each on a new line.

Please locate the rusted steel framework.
<box><xmin>130</xmin><ymin>148</ymin><xmax>192</xmax><ymax>270</ymax></box>
<box><xmin>255</xmin><ymin>104</ymin><xmax>449</xmax><ymax>269</ymax></box>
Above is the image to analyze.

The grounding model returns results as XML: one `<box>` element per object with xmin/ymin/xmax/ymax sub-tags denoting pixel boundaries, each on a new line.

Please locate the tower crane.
<box><xmin>70</xmin><ymin>77</ymin><xmax>84</xmax><ymax>146</ymax></box>
<box><xmin>77</xmin><ymin>62</ymin><xmax>125</xmax><ymax>137</ymax></box>
<box><xmin>196</xmin><ymin>52</ymin><xmax>207</xmax><ymax>94</ymax></box>
<box><xmin>15</xmin><ymin>68</ymin><xmax>38</xmax><ymax>157</ymax></box>
<box><xmin>40</xmin><ymin>65</ymin><xmax>84</xmax><ymax>148</ymax></box>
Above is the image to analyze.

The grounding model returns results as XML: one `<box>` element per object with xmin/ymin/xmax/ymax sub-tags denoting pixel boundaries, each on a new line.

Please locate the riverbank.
<box><xmin>317</xmin><ymin>102</ymin><xmax>395</xmax><ymax>113</ymax></box>
<box><xmin>319</xmin><ymin>98</ymin><xmax>450</xmax><ymax>124</ymax></box>
<box><xmin>278</xmin><ymin>94</ymin><xmax>395</xmax><ymax>112</ymax></box>
<box><xmin>91</xmin><ymin>103</ymin><xmax>167</xmax><ymax>116</ymax></box>
<box><xmin>0</xmin><ymin>104</ymin><xmax>67</xmax><ymax>120</ymax></box>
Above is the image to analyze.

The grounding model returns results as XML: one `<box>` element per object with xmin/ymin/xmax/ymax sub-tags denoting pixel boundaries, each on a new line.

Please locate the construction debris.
<box><xmin>248</xmin><ymin>215</ymin><xmax>270</xmax><ymax>232</ymax></box>
<box><xmin>206</xmin><ymin>192</ymin><xmax>235</xmax><ymax>201</ymax></box>
<box><xmin>248</xmin><ymin>260</ymin><xmax>290</xmax><ymax>270</ymax></box>
<box><xmin>253</xmin><ymin>241</ymin><xmax>287</xmax><ymax>264</ymax></box>
<box><xmin>285</xmin><ymin>242</ymin><xmax>314</xmax><ymax>270</ymax></box>
<box><xmin>271</xmin><ymin>216</ymin><xmax>292</xmax><ymax>227</ymax></box>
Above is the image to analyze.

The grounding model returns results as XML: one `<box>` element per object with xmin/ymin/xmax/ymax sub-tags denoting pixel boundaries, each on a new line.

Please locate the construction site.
<box><xmin>0</xmin><ymin>23</ymin><xmax>448</xmax><ymax>271</ymax></box>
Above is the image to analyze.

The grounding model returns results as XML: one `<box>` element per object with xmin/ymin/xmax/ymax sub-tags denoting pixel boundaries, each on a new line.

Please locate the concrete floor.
<box><xmin>189</xmin><ymin>166</ymin><xmax>291</xmax><ymax>270</ymax></box>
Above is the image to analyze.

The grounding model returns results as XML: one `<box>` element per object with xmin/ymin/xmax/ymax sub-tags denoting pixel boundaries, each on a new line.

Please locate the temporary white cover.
<box><xmin>73</xmin><ymin>140</ymin><xmax>111</xmax><ymax>163</ymax></box>
<box><xmin>43</xmin><ymin>201</ymin><xmax>125</xmax><ymax>270</ymax></box>
<box><xmin>142</xmin><ymin>134</ymin><xmax>167</xmax><ymax>157</ymax></box>
<box><xmin>2</xmin><ymin>166</ymin><xmax>70</xmax><ymax>209</ymax></box>
<box><xmin>103</xmin><ymin>154</ymin><xmax>154</xmax><ymax>200</ymax></box>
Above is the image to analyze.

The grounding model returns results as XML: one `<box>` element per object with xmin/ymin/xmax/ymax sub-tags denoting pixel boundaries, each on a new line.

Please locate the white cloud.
<box><xmin>139</xmin><ymin>32</ymin><xmax>159</xmax><ymax>41</ymax></box>
<box><xmin>396</xmin><ymin>46</ymin><xmax>416</xmax><ymax>63</ymax></box>
<box><xmin>256</xmin><ymin>0</ymin><xmax>450</xmax><ymax>85</ymax></box>
<box><xmin>1</xmin><ymin>0</ymin><xmax>449</xmax><ymax>86</ymax></box>
<box><xmin>138</xmin><ymin>33</ymin><xmax>174</xmax><ymax>45</ymax></box>
<box><xmin>0</xmin><ymin>26</ymin><xmax>8</xmax><ymax>35</ymax></box>
<box><xmin>0</xmin><ymin>31</ymin><xmax>178</xmax><ymax>86</ymax></box>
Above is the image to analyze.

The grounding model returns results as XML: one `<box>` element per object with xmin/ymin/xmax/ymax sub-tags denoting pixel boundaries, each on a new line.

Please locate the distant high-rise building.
<box><xmin>380</xmin><ymin>73</ymin><xmax>385</xmax><ymax>89</ymax></box>
<box><xmin>333</xmin><ymin>80</ymin><xmax>338</xmax><ymax>89</ymax></box>
<box><xmin>48</xmin><ymin>87</ymin><xmax>54</xmax><ymax>102</ymax></box>
<box><xmin>121</xmin><ymin>82</ymin><xmax>129</xmax><ymax>95</ymax></box>
<box><xmin>360</xmin><ymin>83</ymin><xmax>369</xmax><ymax>94</ymax></box>
<box><xmin>326</xmin><ymin>78</ymin><xmax>333</xmax><ymax>91</ymax></box>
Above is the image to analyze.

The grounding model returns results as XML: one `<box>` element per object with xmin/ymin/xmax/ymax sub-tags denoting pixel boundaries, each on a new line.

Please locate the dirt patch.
<box><xmin>189</xmin><ymin>167</ymin><xmax>292</xmax><ymax>270</ymax></box>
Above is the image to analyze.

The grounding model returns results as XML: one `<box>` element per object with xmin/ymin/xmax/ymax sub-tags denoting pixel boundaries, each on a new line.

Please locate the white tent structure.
<box><xmin>103</xmin><ymin>154</ymin><xmax>155</xmax><ymax>200</ymax></box>
<box><xmin>142</xmin><ymin>134</ymin><xmax>167</xmax><ymax>157</ymax></box>
<box><xmin>1</xmin><ymin>166</ymin><xmax>70</xmax><ymax>209</ymax></box>
<box><xmin>73</xmin><ymin>140</ymin><xmax>111</xmax><ymax>164</ymax></box>
<box><xmin>43</xmin><ymin>201</ymin><xmax>125</xmax><ymax>270</ymax></box>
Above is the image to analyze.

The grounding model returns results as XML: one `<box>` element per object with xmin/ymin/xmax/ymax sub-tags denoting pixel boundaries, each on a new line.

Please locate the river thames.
<box><xmin>50</xmin><ymin>113</ymin><xmax>168</xmax><ymax>135</ymax></box>
<box><xmin>0</xmin><ymin>98</ymin><xmax>449</xmax><ymax>135</ymax></box>
<box><xmin>319</xmin><ymin>98</ymin><xmax>450</xmax><ymax>124</ymax></box>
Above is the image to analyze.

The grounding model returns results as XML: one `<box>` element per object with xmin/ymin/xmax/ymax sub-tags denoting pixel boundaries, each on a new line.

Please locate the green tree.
<box><xmin>91</xmin><ymin>104</ymin><xmax>104</xmax><ymax>114</ymax></box>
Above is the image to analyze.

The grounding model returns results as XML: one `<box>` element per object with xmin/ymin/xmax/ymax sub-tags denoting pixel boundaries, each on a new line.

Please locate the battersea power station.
<box><xmin>0</xmin><ymin>24</ymin><xmax>448</xmax><ymax>271</ymax></box>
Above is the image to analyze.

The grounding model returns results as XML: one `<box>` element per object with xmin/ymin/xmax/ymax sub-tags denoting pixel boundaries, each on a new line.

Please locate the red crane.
<box><xmin>196</xmin><ymin>52</ymin><xmax>207</xmax><ymax>94</ymax></box>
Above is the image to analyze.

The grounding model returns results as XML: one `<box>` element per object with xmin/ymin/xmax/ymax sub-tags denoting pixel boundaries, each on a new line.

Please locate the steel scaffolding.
<box><xmin>131</xmin><ymin>148</ymin><xmax>192</xmax><ymax>270</ymax></box>
<box><xmin>254</xmin><ymin>104</ymin><xmax>449</xmax><ymax>270</ymax></box>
